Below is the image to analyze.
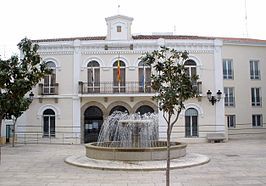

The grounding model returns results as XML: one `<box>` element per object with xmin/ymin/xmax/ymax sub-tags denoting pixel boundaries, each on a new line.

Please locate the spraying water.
<box><xmin>97</xmin><ymin>111</ymin><xmax>159</xmax><ymax>148</ymax></box>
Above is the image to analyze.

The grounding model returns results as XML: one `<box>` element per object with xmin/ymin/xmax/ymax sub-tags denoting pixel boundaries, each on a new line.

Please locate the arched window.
<box><xmin>84</xmin><ymin>106</ymin><xmax>103</xmax><ymax>143</ymax></box>
<box><xmin>109</xmin><ymin>105</ymin><xmax>128</xmax><ymax>115</ymax></box>
<box><xmin>184</xmin><ymin>59</ymin><xmax>197</xmax><ymax>88</ymax></box>
<box><xmin>87</xmin><ymin>61</ymin><xmax>100</xmax><ymax>93</ymax></box>
<box><xmin>185</xmin><ymin>108</ymin><xmax>198</xmax><ymax>137</ymax></box>
<box><xmin>113</xmin><ymin>60</ymin><xmax>126</xmax><ymax>93</ymax></box>
<box><xmin>138</xmin><ymin>61</ymin><xmax>151</xmax><ymax>93</ymax></box>
<box><xmin>43</xmin><ymin>61</ymin><xmax>56</xmax><ymax>94</ymax></box>
<box><xmin>135</xmin><ymin>105</ymin><xmax>154</xmax><ymax>115</ymax></box>
<box><xmin>43</xmin><ymin>109</ymin><xmax>55</xmax><ymax>137</ymax></box>
<box><xmin>184</xmin><ymin>60</ymin><xmax>197</xmax><ymax>77</ymax></box>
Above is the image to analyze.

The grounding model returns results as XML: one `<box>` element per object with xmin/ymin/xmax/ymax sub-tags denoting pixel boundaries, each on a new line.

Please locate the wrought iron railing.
<box><xmin>15</xmin><ymin>132</ymin><xmax>80</xmax><ymax>144</ymax></box>
<box><xmin>79</xmin><ymin>81</ymin><xmax>154</xmax><ymax>94</ymax></box>
<box><xmin>79</xmin><ymin>81</ymin><xmax>203</xmax><ymax>95</ymax></box>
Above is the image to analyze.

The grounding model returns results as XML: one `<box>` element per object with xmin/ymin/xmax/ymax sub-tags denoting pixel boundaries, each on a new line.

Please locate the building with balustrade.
<box><xmin>1</xmin><ymin>14</ymin><xmax>266</xmax><ymax>144</ymax></box>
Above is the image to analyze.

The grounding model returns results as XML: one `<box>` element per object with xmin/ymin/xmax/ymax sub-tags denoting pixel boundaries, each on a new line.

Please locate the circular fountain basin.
<box><xmin>85</xmin><ymin>141</ymin><xmax>187</xmax><ymax>161</ymax></box>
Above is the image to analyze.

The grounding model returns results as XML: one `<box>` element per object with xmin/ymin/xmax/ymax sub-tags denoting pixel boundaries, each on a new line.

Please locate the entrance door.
<box><xmin>84</xmin><ymin>106</ymin><xmax>103</xmax><ymax>143</ymax></box>
<box><xmin>185</xmin><ymin>108</ymin><xmax>198</xmax><ymax>137</ymax></box>
<box><xmin>43</xmin><ymin>109</ymin><xmax>56</xmax><ymax>137</ymax></box>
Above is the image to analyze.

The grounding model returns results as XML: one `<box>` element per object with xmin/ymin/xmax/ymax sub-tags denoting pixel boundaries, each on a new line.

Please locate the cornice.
<box><xmin>38</xmin><ymin>44</ymin><xmax>74</xmax><ymax>55</ymax></box>
<box><xmin>37</xmin><ymin>38</ymin><xmax>216</xmax><ymax>55</ymax></box>
<box><xmin>223</xmin><ymin>40</ymin><xmax>266</xmax><ymax>47</ymax></box>
<box><xmin>38</xmin><ymin>51</ymin><xmax>74</xmax><ymax>55</ymax></box>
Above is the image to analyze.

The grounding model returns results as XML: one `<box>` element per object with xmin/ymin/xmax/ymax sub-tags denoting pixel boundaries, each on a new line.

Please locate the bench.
<box><xmin>207</xmin><ymin>133</ymin><xmax>226</xmax><ymax>143</ymax></box>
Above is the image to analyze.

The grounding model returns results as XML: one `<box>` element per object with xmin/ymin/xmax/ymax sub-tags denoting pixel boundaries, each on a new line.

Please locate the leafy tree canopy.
<box><xmin>141</xmin><ymin>46</ymin><xmax>198</xmax><ymax>116</ymax></box>
<box><xmin>0</xmin><ymin>38</ymin><xmax>50</xmax><ymax>118</ymax></box>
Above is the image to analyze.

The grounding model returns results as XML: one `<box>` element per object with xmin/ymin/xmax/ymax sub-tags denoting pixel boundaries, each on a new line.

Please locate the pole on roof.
<box><xmin>244</xmin><ymin>0</ymin><xmax>249</xmax><ymax>38</ymax></box>
<box><xmin>117</xmin><ymin>0</ymin><xmax>120</xmax><ymax>15</ymax></box>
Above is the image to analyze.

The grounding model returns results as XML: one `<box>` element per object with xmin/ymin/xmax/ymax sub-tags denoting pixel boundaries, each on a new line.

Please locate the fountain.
<box><xmin>65</xmin><ymin>111</ymin><xmax>210</xmax><ymax>170</ymax></box>
<box><xmin>85</xmin><ymin>111</ymin><xmax>187</xmax><ymax>161</ymax></box>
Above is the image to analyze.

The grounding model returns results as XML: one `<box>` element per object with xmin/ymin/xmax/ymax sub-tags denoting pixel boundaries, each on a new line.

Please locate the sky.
<box><xmin>0</xmin><ymin>0</ymin><xmax>265</xmax><ymax>58</ymax></box>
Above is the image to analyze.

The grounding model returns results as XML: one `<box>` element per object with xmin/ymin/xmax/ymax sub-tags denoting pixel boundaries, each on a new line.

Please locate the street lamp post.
<box><xmin>206</xmin><ymin>90</ymin><xmax>222</xmax><ymax>105</ymax></box>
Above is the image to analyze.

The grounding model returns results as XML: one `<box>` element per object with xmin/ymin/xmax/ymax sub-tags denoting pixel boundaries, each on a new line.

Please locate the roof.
<box><xmin>105</xmin><ymin>14</ymin><xmax>134</xmax><ymax>22</ymax></box>
<box><xmin>32</xmin><ymin>35</ymin><xmax>266</xmax><ymax>44</ymax></box>
<box><xmin>33</xmin><ymin>36</ymin><xmax>106</xmax><ymax>42</ymax></box>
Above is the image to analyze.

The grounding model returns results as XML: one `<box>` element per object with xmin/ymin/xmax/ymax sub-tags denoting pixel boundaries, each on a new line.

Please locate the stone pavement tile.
<box><xmin>259</xmin><ymin>177</ymin><xmax>266</xmax><ymax>184</ymax></box>
<box><xmin>74</xmin><ymin>184</ymin><xmax>101</xmax><ymax>186</ymax></box>
<box><xmin>128</xmin><ymin>184</ymin><xmax>156</xmax><ymax>186</ymax></box>
<box><xmin>235</xmin><ymin>179</ymin><xmax>264</xmax><ymax>185</ymax></box>
<box><xmin>208</xmin><ymin>183</ymin><xmax>238</xmax><ymax>186</ymax></box>
<box><xmin>181</xmin><ymin>182</ymin><xmax>212</xmax><ymax>186</ymax></box>
<box><xmin>100</xmin><ymin>184</ymin><xmax>127</xmax><ymax>186</ymax></box>
<box><xmin>1</xmin><ymin>139</ymin><xmax>266</xmax><ymax>185</ymax></box>
<box><xmin>0</xmin><ymin>181</ymin><xmax>21</xmax><ymax>186</ymax></box>
<box><xmin>18</xmin><ymin>182</ymin><xmax>47</xmax><ymax>186</ymax></box>
<box><xmin>47</xmin><ymin>183</ymin><xmax>74</xmax><ymax>186</ymax></box>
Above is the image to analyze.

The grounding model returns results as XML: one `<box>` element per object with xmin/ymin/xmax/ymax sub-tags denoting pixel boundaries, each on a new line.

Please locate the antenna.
<box><xmin>244</xmin><ymin>0</ymin><xmax>249</xmax><ymax>37</ymax></box>
<box><xmin>117</xmin><ymin>0</ymin><xmax>120</xmax><ymax>15</ymax></box>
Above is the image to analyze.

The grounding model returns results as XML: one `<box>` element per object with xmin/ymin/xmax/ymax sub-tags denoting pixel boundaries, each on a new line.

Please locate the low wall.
<box><xmin>85</xmin><ymin>141</ymin><xmax>187</xmax><ymax>161</ymax></box>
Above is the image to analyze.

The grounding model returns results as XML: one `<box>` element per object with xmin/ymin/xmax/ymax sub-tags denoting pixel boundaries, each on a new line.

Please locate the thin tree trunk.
<box><xmin>0</xmin><ymin>115</ymin><xmax>3</xmax><ymax>164</ymax></box>
<box><xmin>12</xmin><ymin>118</ymin><xmax>17</xmax><ymax>147</ymax></box>
<box><xmin>166</xmin><ymin>121</ymin><xmax>171</xmax><ymax>186</ymax></box>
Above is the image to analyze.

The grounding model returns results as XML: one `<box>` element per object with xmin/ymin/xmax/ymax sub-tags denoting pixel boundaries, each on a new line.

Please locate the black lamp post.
<box><xmin>29</xmin><ymin>92</ymin><xmax>34</xmax><ymax>101</ymax></box>
<box><xmin>206</xmin><ymin>90</ymin><xmax>222</xmax><ymax>105</ymax></box>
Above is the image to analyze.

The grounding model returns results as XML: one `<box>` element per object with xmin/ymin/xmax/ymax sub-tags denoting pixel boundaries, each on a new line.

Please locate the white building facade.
<box><xmin>1</xmin><ymin>15</ymin><xmax>266</xmax><ymax>144</ymax></box>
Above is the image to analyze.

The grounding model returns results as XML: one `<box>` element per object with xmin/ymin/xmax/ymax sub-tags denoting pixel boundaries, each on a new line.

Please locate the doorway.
<box><xmin>84</xmin><ymin>106</ymin><xmax>103</xmax><ymax>143</ymax></box>
<box><xmin>185</xmin><ymin>108</ymin><xmax>198</xmax><ymax>137</ymax></box>
<box><xmin>43</xmin><ymin>109</ymin><xmax>56</xmax><ymax>137</ymax></box>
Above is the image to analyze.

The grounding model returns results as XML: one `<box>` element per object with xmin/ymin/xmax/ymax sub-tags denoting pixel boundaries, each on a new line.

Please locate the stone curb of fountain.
<box><xmin>64</xmin><ymin>153</ymin><xmax>210</xmax><ymax>171</ymax></box>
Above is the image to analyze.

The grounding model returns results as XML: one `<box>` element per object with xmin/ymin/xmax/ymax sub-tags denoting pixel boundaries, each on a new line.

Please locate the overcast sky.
<box><xmin>0</xmin><ymin>0</ymin><xmax>265</xmax><ymax>58</ymax></box>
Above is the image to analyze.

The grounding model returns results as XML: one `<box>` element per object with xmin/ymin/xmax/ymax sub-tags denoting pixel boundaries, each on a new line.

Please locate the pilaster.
<box><xmin>73</xmin><ymin>39</ymin><xmax>81</xmax><ymax>135</ymax></box>
<box><xmin>213</xmin><ymin>39</ymin><xmax>225</xmax><ymax>133</ymax></box>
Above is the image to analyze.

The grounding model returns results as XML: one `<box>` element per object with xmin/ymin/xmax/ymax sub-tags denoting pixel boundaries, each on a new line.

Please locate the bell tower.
<box><xmin>105</xmin><ymin>15</ymin><xmax>133</xmax><ymax>41</ymax></box>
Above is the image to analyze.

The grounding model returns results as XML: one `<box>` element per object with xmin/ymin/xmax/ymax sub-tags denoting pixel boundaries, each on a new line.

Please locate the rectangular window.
<box><xmin>252</xmin><ymin>114</ymin><xmax>263</xmax><ymax>127</ymax></box>
<box><xmin>117</xmin><ymin>26</ymin><xmax>122</xmax><ymax>32</ymax></box>
<box><xmin>224</xmin><ymin>87</ymin><xmax>235</xmax><ymax>106</ymax></box>
<box><xmin>223</xmin><ymin>59</ymin><xmax>234</xmax><ymax>79</ymax></box>
<box><xmin>226</xmin><ymin>115</ymin><xmax>236</xmax><ymax>128</ymax></box>
<box><xmin>251</xmin><ymin>88</ymin><xmax>261</xmax><ymax>106</ymax></box>
<box><xmin>250</xmin><ymin>60</ymin><xmax>260</xmax><ymax>80</ymax></box>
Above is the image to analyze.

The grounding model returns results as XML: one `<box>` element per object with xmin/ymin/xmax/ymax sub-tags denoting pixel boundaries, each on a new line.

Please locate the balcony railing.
<box><xmin>79</xmin><ymin>81</ymin><xmax>154</xmax><ymax>94</ymax></box>
<box><xmin>38</xmin><ymin>83</ymin><xmax>59</xmax><ymax>95</ymax></box>
<box><xmin>79</xmin><ymin>81</ymin><xmax>203</xmax><ymax>95</ymax></box>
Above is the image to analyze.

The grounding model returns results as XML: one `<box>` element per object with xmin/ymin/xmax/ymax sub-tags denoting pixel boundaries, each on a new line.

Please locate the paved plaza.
<box><xmin>1</xmin><ymin>139</ymin><xmax>266</xmax><ymax>186</ymax></box>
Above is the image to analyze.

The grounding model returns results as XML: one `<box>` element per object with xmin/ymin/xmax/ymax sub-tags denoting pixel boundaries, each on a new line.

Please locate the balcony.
<box><xmin>79</xmin><ymin>81</ymin><xmax>154</xmax><ymax>94</ymax></box>
<box><xmin>79</xmin><ymin>81</ymin><xmax>203</xmax><ymax>95</ymax></box>
<box><xmin>38</xmin><ymin>83</ymin><xmax>59</xmax><ymax>95</ymax></box>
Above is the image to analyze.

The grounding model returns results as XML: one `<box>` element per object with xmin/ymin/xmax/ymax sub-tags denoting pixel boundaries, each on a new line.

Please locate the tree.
<box><xmin>140</xmin><ymin>46</ymin><xmax>198</xmax><ymax>186</ymax></box>
<box><xmin>0</xmin><ymin>38</ymin><xmax>50</xmax><ymax>162</ymax></box>
<box><xmin>8</xmin><ymin>97</ymin><xmax>32</xmax><ymax>147</ymax></box>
